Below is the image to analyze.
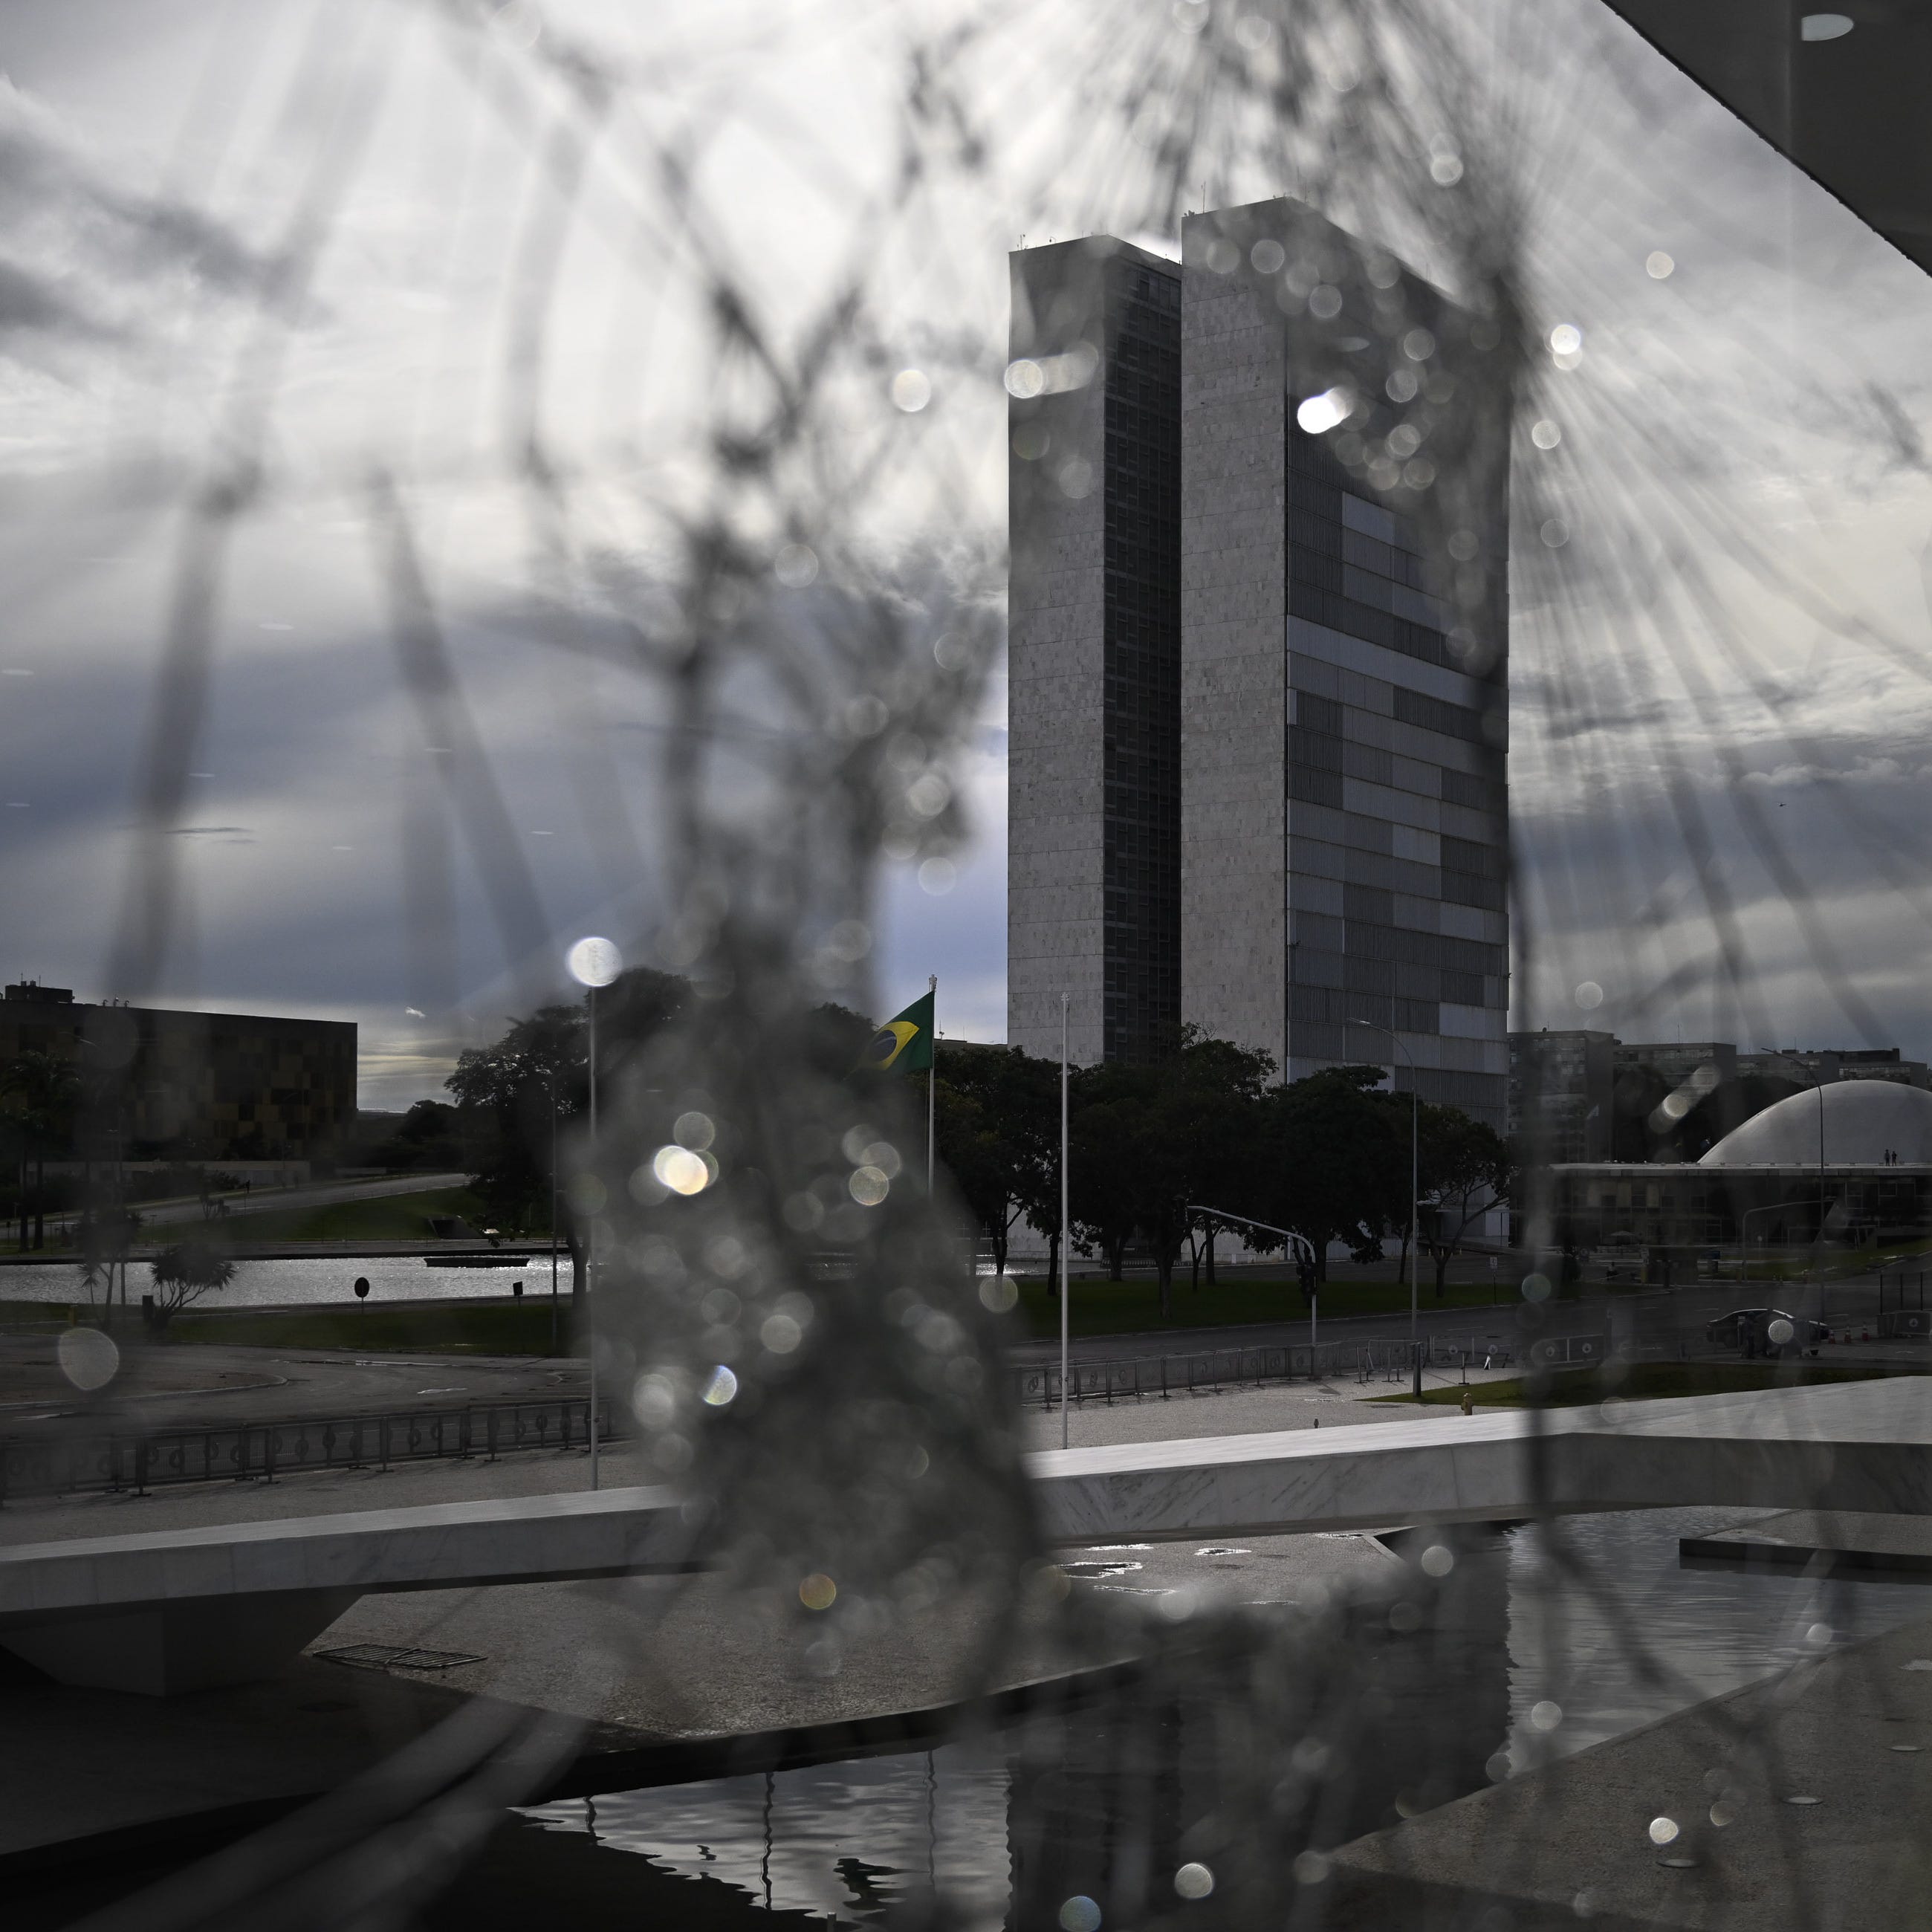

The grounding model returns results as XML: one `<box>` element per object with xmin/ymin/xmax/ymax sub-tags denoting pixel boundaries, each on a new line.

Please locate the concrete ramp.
<box><xmin>0</xmin><ymin>1486</ymin><xmax>693</xmax><ymax>1695</ymax></box>
<box><xmin>4</xmin><ymin>1379</ymin><xmax>1928</xmax><ymax>1694</ymax></box>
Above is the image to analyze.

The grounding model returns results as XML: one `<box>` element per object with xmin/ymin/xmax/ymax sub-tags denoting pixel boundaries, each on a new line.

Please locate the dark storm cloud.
<box><xmin>0</xmin><ymin>79</ymin><xmax>277</xmax><ymax>362</ymax></box>
<box><xmin>1511</xmin><ymin>692</ymin><xmax>1932</xmax><ymax>1057</ymax></box>
<box><xmin>0</xmin><ymin>255</ymin><xmax>118</xmax><ymax>340</ymax></box>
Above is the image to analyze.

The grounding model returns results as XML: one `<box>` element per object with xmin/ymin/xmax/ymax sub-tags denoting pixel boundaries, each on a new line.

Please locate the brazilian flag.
<box><xmin>858</xmin><ymin>990</ymin><xmax>934</xmax><ymax>1074</ymax></box>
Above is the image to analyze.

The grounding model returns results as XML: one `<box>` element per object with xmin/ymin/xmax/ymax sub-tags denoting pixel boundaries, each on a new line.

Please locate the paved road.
<box><xmin>1009</xmin><ymin>1271</ymin><xmax>1902</xmax><ymax>1366</ymax></box>
<box><xmin>0</xmin><ymin>1340</ymin><xmax>587</xmax><ymax>1430</ymax></box>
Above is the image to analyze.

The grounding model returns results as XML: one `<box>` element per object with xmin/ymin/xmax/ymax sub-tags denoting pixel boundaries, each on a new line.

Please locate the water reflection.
<box><xmin>0</xmin><ymin>1254</ymin><xmax>539</xmax><ymax>1306</ymax></box>
<box><xmin>1501</xmin><ymin>1505</ymin><xmax>1932</xmax><ymax>1769</ymax></box>
<box><xmin>476</xmin><ymin>1510</ymin><xmax>1932</xmax><ymax>1927</ymax></box>
<box><xmin>523</xmin><ymin>1752</ymin><xmax>1010</xmax><ymax>1929</ymax></box>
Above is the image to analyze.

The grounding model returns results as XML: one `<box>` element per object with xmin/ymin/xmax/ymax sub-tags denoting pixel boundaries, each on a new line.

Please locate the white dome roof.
<box><xmin>1699</xmin><ymin>1079</ymin><xmax>1932</xmax><ymax>1167</ymax></box>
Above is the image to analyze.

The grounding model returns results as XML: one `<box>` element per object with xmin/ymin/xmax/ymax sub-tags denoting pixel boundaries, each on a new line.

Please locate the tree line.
<box><xmin>441</xmin><ymin>976</ymin><xmax>1510</xmax><ymax>1318</ymax></box>
<box><xmin>932</xmin><ymin>1027</ymin><xmax>1511</xmax><ymax>1315</ymax></box>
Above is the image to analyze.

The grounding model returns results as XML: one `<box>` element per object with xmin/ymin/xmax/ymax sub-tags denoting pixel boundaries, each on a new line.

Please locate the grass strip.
<box><xmin>1012</xmin><ymin>1274</ymin><xmax>1523</xmax><ymax>1341</ymax></box>
<box><xmin>162</xmin><ymin>1298</ymin><xmax>570</xmax><ymax>1355</ymax></box>
<box><xmin>1372</xmin><ymin>1359</ymin><xmax>1924</xmax><ymax>1409</ymax></box>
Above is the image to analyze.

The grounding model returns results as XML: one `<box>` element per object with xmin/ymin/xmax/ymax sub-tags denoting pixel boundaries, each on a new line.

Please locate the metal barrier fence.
<box><xmin>0</xmin><ymin>1398</ymin><xmax>617</xmax><ymax>1504</ymax></box>
<box><xmin>1014</xmin><ymin>1332</ymin><xmax>1518</xmax><ymax>1410</ymax></box>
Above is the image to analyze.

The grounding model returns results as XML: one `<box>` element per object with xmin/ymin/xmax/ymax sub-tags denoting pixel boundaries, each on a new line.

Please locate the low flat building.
<box><xmin>1549</xmin><ymin>1080</ymin><xmax>1932</xmax><ymax>1254</ymax></box>
<box><xmin>1737</xmin><ymin>1046</ymin><xmax>1931</xmax><ymax>1089</ymax></box>
<box><xmin>0</xmin><ymin>982</ymin><xmax>355</xmax><ymax>1164</ymax></box>
<box><xmin>1549</xmin><ymin>1161</ymin><xmax>1929</xmax><ymax>1254</ymax></box>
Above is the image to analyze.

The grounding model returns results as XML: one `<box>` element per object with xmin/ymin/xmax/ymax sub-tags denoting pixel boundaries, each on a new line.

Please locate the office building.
<box><xmin>1006</xmin><ymin>200</ymin><xmax>1510</xmax><ymax>1127</ymax></box>
<box><xmin>1006</xmin><ymin>237</ymin><xmax>1182</xmax><ymax>1066</ymax></box>
<box><xmin>1179</xmin><ymin>199</ymin><xmax>1509</xmax><ymax>1127</ymax></box>
<box><xmin>0</xmin><ymin>981</ymin><xmax>356</xmax><ymax>1164</ymax></box>
<box><xmin>1614</xmin><ymin>1038</ymin><xmax>1738</xmax><ymax>1094</ymax></box>
<box><xmin>1509</xmin><ymin>1029</ymin><xmax>1616</xmax><ymax>1162</ymax></box>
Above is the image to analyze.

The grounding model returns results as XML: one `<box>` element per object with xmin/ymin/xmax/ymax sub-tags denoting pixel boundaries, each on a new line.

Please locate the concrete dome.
<box><xmin>1698</xmin><ymin>1079</ymin><xmax>1932</xmax><ymax>1167</ymax></box>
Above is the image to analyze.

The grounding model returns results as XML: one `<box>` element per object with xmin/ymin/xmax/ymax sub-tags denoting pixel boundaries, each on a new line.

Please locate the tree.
<box><xmin>0</xmin><ymin>1050</ymin><xmax>80</xmax><ymax>1250</ymax></box>
<box><xmin>1416</xmin><ymin>1106</ymin><xmax>1514</xmax><ymax>1295</ymax></box>
<box><xmin>448</xmin><ymin>1002</ymin><xmax>590</xmax><ymax>1294</ymax></box>
<box><xmin>1254</xmin><ymin>1066</ymin><xmax>1406</xmax><ymax>1292</ymax></box>
<box><xmin>445</xmin><ymin>968</ymin><xmax>690</xmax><ymax>1303</ymax></box>
<box><xmin>932</xmin><ymin>1043</ymin><xmax>1057</xmax><ymax>1279</ymax></box>
<box><xmin>77</xmin><ymin>1204</ymin><xmax>143</xmax><ymax>1312</ymax></box>
<box><xmin>367</xmin><ymin>1099</ymin><xmax>475</xmax><ymax>1171</ymax></box>
<box><xmin>149</xmin><ymin>1240</ymin><xmax>237</xmax><ymax>1329</ymax></box>
<box><xmin>1068</xmin><ymin>1074</ymin><xmax>1144</xmax><ymax>1284</ymax></box>
<box><xmin>1069</xmin><ymin>1029</ymin><xmax>1275</xmax><ymax>1319</ymax></box>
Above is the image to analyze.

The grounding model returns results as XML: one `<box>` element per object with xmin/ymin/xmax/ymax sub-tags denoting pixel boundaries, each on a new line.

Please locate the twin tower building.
<box><xmin>1005</xmin><ymin>198</ymin><xmax>1509</xmax><ymax>1129</ymax></box>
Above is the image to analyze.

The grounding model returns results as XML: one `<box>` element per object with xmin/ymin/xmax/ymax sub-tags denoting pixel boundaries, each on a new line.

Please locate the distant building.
<box><xmin>1512</xmin><ymin>1025</ymin><xmax>1932</xmax><ymax>1166</ymax></box>
<box><xmin>1509</xmin><ymin>1029</ymin><xmax>1615</xmax><ymax>1161</ymax></box>
<box><xmin>1551</xmin><ymin>1083</ymin><xmax>1932</xmax><ymax>1255</ymax></box>
<box><xmin>1614</xmin><ymin>1039</ymin><xmax>1738</xmax><ymax>1094</ymax></box>
<box><xmin>0</xmin><ymin>982</ymin><xmax>355</xmax><ymax>1163</ymax></box>
<box><xmin>1737</xmin><ymin>1046</ymin><xmax>1931</xmax><ymax>1089</ymax></box>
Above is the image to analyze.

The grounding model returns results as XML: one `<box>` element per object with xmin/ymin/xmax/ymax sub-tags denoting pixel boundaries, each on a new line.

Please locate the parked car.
<box><xmin>1705</xmin><ymin>1307</ymin><xmax>1827</xmax><ymax>1358</ymax></box>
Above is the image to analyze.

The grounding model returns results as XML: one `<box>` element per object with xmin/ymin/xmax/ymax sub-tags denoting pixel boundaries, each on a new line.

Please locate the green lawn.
<box><xmin>0</xmin><ymin>1292</ymin><xmax>571</xmax><ymax>1355</ymax></box>
<box><xmin>169</xmin><ymin>1297</ymin><xmax>568</xmax><ymax>1355</ymax></box>
<box><xmin>0</xmin><ymin>1185</ymin><xmax>503</xmax><ymax>1254</ymax></box>
<box><xmin>1013</xmin><ymin>1273</ymin><xmax>1520</xmax><ymax>1342</ymax></box>
<box><xmin>195</xmin><ymin>1185</ymin><xmax>492</xmax><ymax>1245</ymax></box>
<box><xmin>1375</xmin><ymin>1359</ymin><xmax>1923</xmax><ymax>1410</ymax></box>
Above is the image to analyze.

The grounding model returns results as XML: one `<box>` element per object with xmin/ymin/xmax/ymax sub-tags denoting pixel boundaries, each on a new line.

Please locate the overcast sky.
<box><xmin>3</xmin><ymin>0</ymin><xmax>1931</xmax><ymax>1107</ymax></box>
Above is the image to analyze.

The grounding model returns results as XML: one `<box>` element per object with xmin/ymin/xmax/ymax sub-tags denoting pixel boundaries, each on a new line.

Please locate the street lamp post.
<box><xmin>1754</xmin><ymin>1050</ymin><xmax>1830</xmax><ymax>1303</ymax></box>
<box><xmin>1348</xmin><ymin>1020</ymin><xmax>1419</xmax><ymax>1387</ymax></box>
<box><xmin>549</xmin><ymin>1086</ymin><xmax>561</xmax><ymax>1357</ymax></box>
<box><xmin>1060</xmin><ymin>991</ymin><xmax>1070</xmax><ymax>1451</ymax></box>
<box><xmin>567</xmin><ymin>936</ymin><xmax>623</xmax><ymax>1493</ymax></box>
<box><xmin>587</xmin><ymin>980</ymin><xmax>600</xmax><ymax>1491</ymax></box>
<box><xmin>1754</xmin><ymin>1052</ymin><xmax>1828</xmax><ymax>1265</ymax></box>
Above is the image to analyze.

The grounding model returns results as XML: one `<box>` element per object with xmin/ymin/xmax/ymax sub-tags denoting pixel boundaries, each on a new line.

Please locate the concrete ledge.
<box><xmin>4</xmin><ymin>1380</ymin><xmax>1928</xmax><ymax>1692</ymax></box>
<box><xmin>1025</xmin><ymin>1378</ymin><xmax>1932</xmax><ymax>1542</ymax></box>
<box><xmin>0</xmin><ymin>1486</ymin><xmax>694</xmax><ymax>1693</ymax></box>
<box><xmin>0</xmin><ymin>1484</ymin><xmax>694</xmax><ymax>1624</ymax></box>
<box><xmin>1682</xmin><ymin>1505</ymin><xmax>1932</xmax><ymax>1578</ymax></box>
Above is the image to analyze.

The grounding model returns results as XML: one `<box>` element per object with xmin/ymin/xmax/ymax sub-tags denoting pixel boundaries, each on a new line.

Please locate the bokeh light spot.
<box><xmin>653</xmin><ymin>1145</ymin><xmax>712</xmax><ymax>1195</ymax></box>
<box><xmin>566</xmin><ymin>935</ymin><xmax>621</xmax><ymax>986</ymax></box>
<box><xmin>57</xmin><ymin>1326</ymin><xmax>119</xmax><ymax>1392</ymax></box>
<box><xmin>1174</xmin><ymin>1862</ymin><xmax>1214</xmax><ymax>1899</ymax></box>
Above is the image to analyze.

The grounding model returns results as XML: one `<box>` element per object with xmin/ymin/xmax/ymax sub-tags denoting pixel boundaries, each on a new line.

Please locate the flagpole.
<box><xmin>587</xmin><ymin>982</ymin><xmax>599</xmax><ymax>1494</ymax></box>
<box><xmin>927</xmin><ymin>973</ymin><xmax>937</xmax><ymax>1194</ymax></box>
<box><xmin>1060</xmin><ymin>991</ymin><xmax>1069</xmax><ymax>1451</ymax></box>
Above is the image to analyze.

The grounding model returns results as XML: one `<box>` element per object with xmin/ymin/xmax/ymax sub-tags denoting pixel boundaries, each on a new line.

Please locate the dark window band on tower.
<box><xmin>1100</xmin><ymin>251</ymin><xmax>1182</xmax><ymax>1064</ymax></box>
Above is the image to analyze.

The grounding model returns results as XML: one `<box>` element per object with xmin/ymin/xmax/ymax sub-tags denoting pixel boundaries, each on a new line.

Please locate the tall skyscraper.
<box><xmin>1007</xmin><ymin>198</ymin><xmax>1508</xmax><ymax>1128</ymax></box>
<box><xmin>1179</xmin><ymin>199</ymin><xmax>1509</xmax><ymax>1128</ymax></box>
<box><xmin>1006</xmin><ymin>237</ymin><xmax>1181</xmax><ymax>1066</ymax></box>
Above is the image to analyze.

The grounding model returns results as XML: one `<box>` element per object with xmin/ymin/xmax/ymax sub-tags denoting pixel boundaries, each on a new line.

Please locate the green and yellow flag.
<box><xmin>857</xmin><ymin>989</ymin><xmax>934</xmax><ymax>1074</ymax></box>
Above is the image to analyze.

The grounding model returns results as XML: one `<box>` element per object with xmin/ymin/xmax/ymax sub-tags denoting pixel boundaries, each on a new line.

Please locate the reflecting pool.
<box><xmin>421</xmin><ymin>1508</ymin><xmax>1932</xmax><ymax>1928</ymax></box>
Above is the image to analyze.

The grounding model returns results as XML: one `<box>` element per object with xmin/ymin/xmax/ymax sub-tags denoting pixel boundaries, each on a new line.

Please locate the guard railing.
<box><xmin>1014</xmin><ymin>1332</ymin><xmax>1517</xmax><ymax>1410</ymax></box>
<box><xmin>0</xmin><ymin>1397</ymin><xmax>619</xmax><ymax>1504</ymax></box>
